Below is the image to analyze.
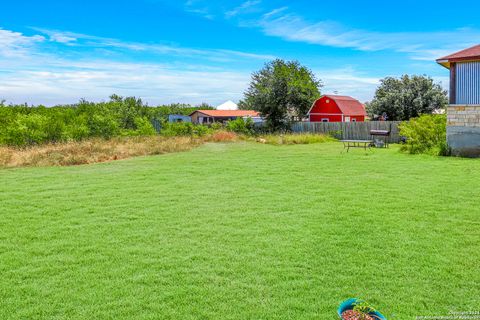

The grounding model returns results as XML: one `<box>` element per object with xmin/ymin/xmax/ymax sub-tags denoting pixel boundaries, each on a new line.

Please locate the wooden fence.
<box><xmin>291</xmin><ymin>121</ymin><xmax>403</xmax><ymax>143</ymax></box>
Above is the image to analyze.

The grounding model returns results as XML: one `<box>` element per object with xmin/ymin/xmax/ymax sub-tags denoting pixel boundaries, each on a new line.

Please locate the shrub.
<box><xmin>88</xmin><ymin>114</ymin><xmax>120</xmax><ymax>139</ymax></box>
<box><xmin>4</xmin><ymin>114</ymin><xmax>49</xmax><ymax>146</ymax></box>
<box><xmin>161</xmin><ymin>122</ymin><xmax>194</xmax><ymax>136</ymax></box>
<box><xmin>192</xmin><ymin>124</ymin><xmax>213</xmax><ymax>137</ymax></box>
<box><xmin>210</xmin><ymin>122</ymin><xmax>223</xmax><ymax>131</ymax></box>
<box><xmin>134</xmin><ymin>117</ymin><xmax>156</xmax><ymax>136</ymax></box>
<box><xmin>44</xmin><ymin>116</ymin><xmax>66</xmax><ymax>143</ymax></box>
<box><xmin>226</xmin><ymin>117</ymin><xmax>254</xmax><ymax>135</ymax></box>
<box><xmin>161</xmin><ymin>122</ymin><xmax>213</xmax><ymax>137</ymax></box>
<box><xmin>63</xmin><ymin>116</ymin><xmax>90</xmax><ymax>141</ymax></box>
<box><xmin>399</xmin><ymin>114</ymin><xmax>448</xmax><ymax>156</ymax></box>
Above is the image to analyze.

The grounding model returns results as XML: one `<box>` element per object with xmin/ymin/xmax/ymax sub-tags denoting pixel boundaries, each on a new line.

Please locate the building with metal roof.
<box><xmin>307</xmin><ymin>95</ymin><xmax>367</xmax><ymax>123</ymax></box>
<box><xmin>437</xmin><ymin>44</ymin><xmax>480</xmax><ymax>157</ymax></box>
<box><xmin>190</xmin><ymin>110</ymin><xmax>260</xmax><ymax>124</ymax></box>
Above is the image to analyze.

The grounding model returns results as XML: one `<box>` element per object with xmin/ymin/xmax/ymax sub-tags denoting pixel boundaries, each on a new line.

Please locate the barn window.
<box><xmin>321</xmin><ymin>118</ymin><xmax>329</xmax><ymax>122</ymax></box>
<box><xmin>352</xmin><ymin>119</ymin><xmax>357</xmax><ymax>122</ymax></box>
<box><xmin>326</xmin><ymin>99</ymin><xmax>330</xmax><ymax>103</ymax></box>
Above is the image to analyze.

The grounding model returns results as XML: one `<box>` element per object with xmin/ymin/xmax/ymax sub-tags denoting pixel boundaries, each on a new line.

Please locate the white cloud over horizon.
<box><xmin>31</xmin><ymin>27</ymin><xmax>276</xmax><ymax>61</ymax></box>
<box><xmin>0</xmin><ymin>28</ymin><xmax>45</xmax><ymax>58</ymax></box>
<box><xmin>0</xmin><ymin>24</ymin><xmax>452</xmax><ymax>106</ymax></box>
<box><xmin>0</xmin><ymin>27</ymin><xmax>269</xmax><ymax>106</ymax></box>
<box><xmin>0</xmin><ymin>63</ymin><xmax>251</xmax><ymax>106</ymax></box>
<box><xmin>256</xmin><ymin>9</ymin><xmax>479</xmax><ymax>61</ymax></box>
<box><xmin>316</xmin><ymin>67</ymin><xmax>380</xmax><ymax>102</ymax></box>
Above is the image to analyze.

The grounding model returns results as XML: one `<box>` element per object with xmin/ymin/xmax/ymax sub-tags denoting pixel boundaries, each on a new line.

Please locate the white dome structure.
<box><xmin>216</xmin><ymin>100</ymin><xmax>238</xmax><ymax>110</ymax></box>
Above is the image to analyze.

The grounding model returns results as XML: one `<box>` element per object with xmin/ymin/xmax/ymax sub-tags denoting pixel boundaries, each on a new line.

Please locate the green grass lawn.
<box><xmin>1</xmin><ymin>142</ymin><xmax>479</xmax><ymax>319</ymax></box>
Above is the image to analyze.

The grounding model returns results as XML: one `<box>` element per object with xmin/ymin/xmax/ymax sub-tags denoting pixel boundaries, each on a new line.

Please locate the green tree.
<box><xmin>196</xmin><ymin>102</ymin><xmax>214</xmax><ymax>109</ymax></box>
<box><xmin>367</xmin><ymin>75</ymin><xmax>448</xmax><ymax>121</ymax></box>
<box><xmin>240</xmin><ymin>59</ymin><xmax>322</xmax><ymax>131</ymax></box>
<box><xmin>109</xmin><ymin>94</ymin><xmax>146</xmax><ymax>130</ymax></box>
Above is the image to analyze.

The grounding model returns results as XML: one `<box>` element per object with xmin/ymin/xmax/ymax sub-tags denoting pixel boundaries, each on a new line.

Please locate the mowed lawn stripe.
<box><xmin>0</xmin><ymin>142</ymin><xmax>479</xmax><ymax>319</ymax></box>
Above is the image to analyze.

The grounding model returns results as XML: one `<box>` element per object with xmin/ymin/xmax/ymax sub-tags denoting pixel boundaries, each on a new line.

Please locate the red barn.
<box><xmin>308</xmin><ymin>95</ymin><xmax>367</xmax><ymax>122</ymax></box>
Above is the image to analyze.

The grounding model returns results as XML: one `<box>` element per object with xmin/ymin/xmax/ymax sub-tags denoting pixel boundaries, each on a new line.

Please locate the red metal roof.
<box><xmin>323</xmin><ymin>95</ymin><xmax>366</xmax><ymax>116</ymax></box>
<box><xmin>190</xmin><ymin>110</ymin><xmax>260</xmax><ymax>117</ymax></box>
<box><xmin>437</xmin><ymin>44</ymin><xmax>480</xmax><ymax>68</ymax></box>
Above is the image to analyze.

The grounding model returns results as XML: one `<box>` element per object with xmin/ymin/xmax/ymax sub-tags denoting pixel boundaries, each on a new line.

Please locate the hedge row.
<box><xmin>0</xmin><ymin>95</ymin><xmax>214</xmax><ymax>146</ymax></box>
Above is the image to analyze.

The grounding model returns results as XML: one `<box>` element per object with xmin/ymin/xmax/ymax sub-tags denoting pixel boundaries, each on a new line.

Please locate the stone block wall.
<box><xmin>447</xmin><ymin>105</ymin><xmax>480</xmax><ymax>157</ymax></box>
<box><xmin>447</xmin><ymin>105</ymin><xmax>480</xmax><ymax>127</ymax></box>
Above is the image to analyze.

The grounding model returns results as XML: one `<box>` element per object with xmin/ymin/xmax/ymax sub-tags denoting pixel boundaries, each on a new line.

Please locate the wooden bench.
<box><xmin>341</xmin><ymin>140</ymin><xmax>374</xmax><ymax>152</ymax></box>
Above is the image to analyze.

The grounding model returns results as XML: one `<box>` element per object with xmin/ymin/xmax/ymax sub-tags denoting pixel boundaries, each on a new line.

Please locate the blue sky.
<box><xmin>1</xmin><ymin>0</ymin><xmax>479</xmax><ymax>106</ymax></box>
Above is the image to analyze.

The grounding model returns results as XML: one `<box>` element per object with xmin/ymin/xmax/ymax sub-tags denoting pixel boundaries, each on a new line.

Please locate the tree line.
<box><xmin>0</xmin><ymin>95</ymin><xmax>213</xmax><ymax>146</ymax></box>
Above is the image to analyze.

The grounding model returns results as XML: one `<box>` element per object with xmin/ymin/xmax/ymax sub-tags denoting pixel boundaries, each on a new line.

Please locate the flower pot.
<box><xmin>338</xmin><ymin>298</ymin><xmax>386</xmax><ymax>320</ymax></box>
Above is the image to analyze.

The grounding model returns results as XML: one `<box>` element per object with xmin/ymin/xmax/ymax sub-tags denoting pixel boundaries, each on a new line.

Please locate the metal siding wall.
<box><xmin>456</xmin><ymin>62</ymin><xmax>480</xmax><ymax>105</ymax></box>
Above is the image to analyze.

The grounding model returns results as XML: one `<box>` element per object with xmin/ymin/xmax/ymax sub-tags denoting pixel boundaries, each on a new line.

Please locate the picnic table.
<box><xmin>341</xmin><ymin>140</ymin><xmax>373</xmax><ymax>152</ymax></box>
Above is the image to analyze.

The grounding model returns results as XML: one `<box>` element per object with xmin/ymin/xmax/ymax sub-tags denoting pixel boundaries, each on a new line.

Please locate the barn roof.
<box><xmin>322</xmin><ymin>95</ymin><xmax>366</xmax><ymax>116</ymax></box>
<box><xmin>437</xmin><ymin>44</ymin><xmax>480</xmax><ymax>69</ymax></box>
<box><xmin>190</xmin><ymin>110</ymin><xmax>260</xmax><ymax>117</ymax></box>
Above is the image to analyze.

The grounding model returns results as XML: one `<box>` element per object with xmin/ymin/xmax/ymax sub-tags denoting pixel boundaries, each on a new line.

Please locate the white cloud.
<box><xmin>225</xmin><ymin>0</ymin><xmax>262</xmax><ymax>18</ymax></box>
<box><xmin>48</xmin><ymin>33</ymin><xmax>77</xmax><ymax>44</ymax></box>
<box><xmin>31</xmin><ymin>27</ymin><xmax>275</xmax><ymax>61</ymax></box>
<box><xmin>0</xmin><ymin>27</ymin><xmax>260</xmax><ymax>106</ymax></box>
<box><xmin>0</xmin><ymin>28</ymin><xmax>45</xmax><ymax>57</ymax></box>
<box><xmin>257</xmin><ymin>8</ymin><xmax>480</xmax><ymax>61</ymax></box>
<box><xmin>0</xmin><ymin>61</ymin><xmax>251</xmax><ymax>106</ymax></box>
<box><xmin>262</xmin><ymin>7</ymin><xmax>288</xmax><ymax>19</ymax></box>
<box><xmin>184</xmin><ymin>0</ymin><xmax>215</xmax><ymax>19</ymax></box>
<box><xmin>316</xmin><ymin>67</ymin><xmax>380</xmax><ymax>102</ymax></box>
<box><xmin>182</xmin><ymin>3</ymin><xmax>479</xmax><ymax>62</ymax></box>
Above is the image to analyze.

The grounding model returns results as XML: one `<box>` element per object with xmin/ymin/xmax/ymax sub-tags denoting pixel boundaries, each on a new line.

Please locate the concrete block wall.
<box><xmin>447</xmin><ymin>105</ymin><xmax>480</xmax><ymax>157</ymax></box>
<box><xmin>447</xmin><ymin>105</ymin><xmax>480</xmax><ymax>127</ymax></box>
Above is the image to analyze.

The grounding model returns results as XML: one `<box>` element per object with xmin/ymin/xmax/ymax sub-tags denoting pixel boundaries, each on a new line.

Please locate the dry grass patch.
<box><xmin>257</xmin><ymin>133</ymin><xmax>335</xmax><ymax>145</ymax></box>
<box><xmin>208</xmin><ymin>131</ymin><xmax>238</xmax><ymax>142</ymax></box>
<box><xmin>0</xmin><ymin>136</ymin><xmax>203</xmax><ymax>168</ymax></box>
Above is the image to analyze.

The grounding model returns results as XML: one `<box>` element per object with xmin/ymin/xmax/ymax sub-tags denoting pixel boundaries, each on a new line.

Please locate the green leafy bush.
<box><xmin>192</xmin><ymin>124</ymin><xmax>213</xmax><ymax>137</ymax></box>
<box><xmin>4</xmin><ymin>114</ymin><xmax>49</xmax><ymax>146</ymax></box>
<box><xmin>161</xmin><ymin>122</ymin><xmax>193</xmax><ymax>136</ymax></box>
<box><xmin>134</xmin><ymin>117</ymin><xmax>156</xmax><ymax>136</ymax></box>
<box><xmin>210</xmin><ymin>122</ymin><xmax>223</xmax><ymax>131</ymax></box>
<box><xmin>399</xmin><ymin>114</ymin><xmax>448</xmax><ymax>156</ymax></box>
<box><xmin>161</xmin><ymin>122</ymin><xmax>213</xmax><ymax>137</ymax></box>
<box><xmin>88</xmin><ymin>114</ymin><xmax>120</xmax><ymax>139</ymax></box>
<box><xmin>63</xmin><ymin>116</ymin><xmax>90</xmax><ymax>141</ymax></box>
<box><xmin>226</xmin><ymin>117</ymin><xmax>254</xmax><ymax>135</ymax></box>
